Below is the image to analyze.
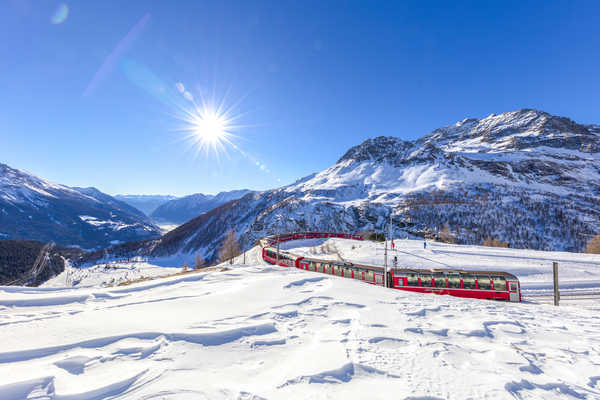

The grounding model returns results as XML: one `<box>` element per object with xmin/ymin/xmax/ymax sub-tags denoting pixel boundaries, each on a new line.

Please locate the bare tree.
<box><xmin>585</xmin><ymin>234</ymin><xmax>600</xmax><ymax>254</ymax></box>
<box><xmin>482</xmin><ymin>236</ymin><xmax>509</xmax><ymax>248</ymax></box>
<box><xmin>219</xmin><ymin>230</ymin><xmax>241</xmax><ymax>264</ymax></box>
<box><xmin>438</xmin><ymin>223</ymin><xmax>457</xmax><ymax>244</ymax></box>
<box><xmin>194</xmin><ymin>253</ymin><xmax>206</xmax><ymax>269</ymax></box>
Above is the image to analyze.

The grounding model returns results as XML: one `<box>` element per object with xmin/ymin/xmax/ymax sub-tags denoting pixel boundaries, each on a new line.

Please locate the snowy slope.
<box><xmin>0</xmin><ymin>163</ymin><xmax>161</xmax><ymax>249</ymax></box>
<box><xmin>1</xmin><ymin>249</ymin><xmax>599</xmax><ymax>399</ymax></box>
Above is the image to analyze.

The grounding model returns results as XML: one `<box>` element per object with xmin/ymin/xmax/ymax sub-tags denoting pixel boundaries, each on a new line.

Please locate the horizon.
<box><xmin>2</xmin><ymin>1</ymin><xmax>599</xmax><ymax>197</ymax></box>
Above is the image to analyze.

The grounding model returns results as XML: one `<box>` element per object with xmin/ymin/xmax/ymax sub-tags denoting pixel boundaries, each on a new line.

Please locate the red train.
<box><xmin>261</xmin><ymin>232</ymin><xmax>521</xmax><ymax>302</ymax></box>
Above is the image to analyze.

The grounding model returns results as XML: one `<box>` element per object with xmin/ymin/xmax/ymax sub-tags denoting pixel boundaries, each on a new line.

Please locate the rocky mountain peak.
<box><xmin>337</xmin><ymin>136</ymin><xmax>414</xmax><ymax>164</ymax></box>
<box><xmin>421</xmin><ymin>109</ymin><xmax>599</xmax><ymax>153</ymax></box>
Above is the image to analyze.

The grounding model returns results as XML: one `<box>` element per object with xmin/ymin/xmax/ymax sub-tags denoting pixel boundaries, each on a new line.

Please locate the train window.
<box><xmin>420</xmin><ymin>274</ymin><xmax>432</xmax><ymax>287</ymax></box>
<box><xmin>406</xmin><ymin>273</ymin><xmax>419</xmax><ymax>286</ymax></box>
<box><xmin>344</xmin><ymin>268</ymin><xmax>353</xmax><ymax>278</ymax></box>
<box><xmin>492</xmin><ymin>276</ymin><xmax>506</xmax><ymax>291</ymax></box>
<box><xmin>477</xmin><ymin>276</ymin><xmax>491</xmax><ymax>290</ymax></box>
<box><xmin>462</xmin><ymin>275</ymin><xmax>476</xmax><ymax>289</ymax></box>
<box><xmin>434</xmin><ymin>273</ymin><xmax>446</xmax><ymax>288</ymax></box>
<box><xmin>448</xmin><ymin>275</ymin><xmax>461</xmax><ymax>288</ymax></box>
<box><xmin>335</xmin><ymin>266</ymin><xmax>342</xmax><ymax>276</ymax></box>
<box><xmin>510</xmin><ymin>283</ymin><xmax>518</xmax><ymax>292</ymax></box>
<box><xmin>365</xmin><ymin>270</ymin><xmax>374</xmax><ymax>281</ymax></box>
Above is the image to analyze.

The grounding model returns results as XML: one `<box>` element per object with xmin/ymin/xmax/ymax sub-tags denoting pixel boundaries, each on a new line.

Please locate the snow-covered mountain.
<box><xmin>85</xmin><ymin>109</ymin><xmax>600</xmax><ymax>265</ymax></box>
<box><xmin>150</xmin><ymin>189</ymin><xmax>253</xmax><ymax>224</ymax></box>
<box><xmin>0</xmin><ymin>163</ymin><xmax>161</xmax><ymax>249</ymax></box>
<box><xmin>114</xmin><ymin>194</ymin><xmax>178</xmax><ymax>216</ymax></box>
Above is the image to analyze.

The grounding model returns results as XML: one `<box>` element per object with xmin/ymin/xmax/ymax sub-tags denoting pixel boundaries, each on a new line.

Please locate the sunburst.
<box><xmin>176</xmin><ymin>89</ymin><xmax>244</xmax><ymax>158</ymax></box>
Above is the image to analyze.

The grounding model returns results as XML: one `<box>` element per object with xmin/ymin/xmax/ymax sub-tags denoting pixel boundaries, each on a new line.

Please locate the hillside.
<box><xmin>86</xmin><ymin>109</ymin><xmax>600</xmax><ymax>266</ymax></box>
<box><xmin>0</xmin><ymin>163</ymin><xmax>161</xmax><ymax>249</ymax></box>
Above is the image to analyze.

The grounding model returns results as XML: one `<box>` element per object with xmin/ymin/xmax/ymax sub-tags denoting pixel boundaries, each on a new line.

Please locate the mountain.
<box><xmin>81</xmin><ymin>109</ymin><xmax>600</xmax><ymax>265</ymax></box>
<box><xmin>150</xmin><ymin>189</ymin><xmax>253</xmax><ymax>224</ymax></box>
<box><xmin>0</xmin><ymin>163</ymin><xmax>162</xmax><ymax>249</ymax></box>
<box><xmin>114</xmin><ymin>194</ymin><xmax>178</xmax><ymax>216</ymax></box>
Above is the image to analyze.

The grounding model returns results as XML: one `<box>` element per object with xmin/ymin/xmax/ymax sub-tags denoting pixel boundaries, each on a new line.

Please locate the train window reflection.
<box><xmin>462</xmin><ymin>275</ymin><xmax>476</xmax><ymax>289</ymax></box>
<box><xmin>420</xmin><ymin>274</ymin><xmax>432</xmax><ymax>287</ymax></box>
<box><xmin>406</xmin><ymin>273</ymin><xmax>418</xmax><ymax>286</ymax></box>
<box><xmin>434</xmin><ymin>273</ymin><xmax>446</xmax><ymax>288</ymax></box>
<box><xmin>492</xmin><ymin>276</ymin><xmax>506</xmax><ymax>291</ymax></box>
<box><xmin>448</xmin><ymin>275</ymin><xmax>461</xmax><ymax>288</ymax></box>
<box><xmin>477</xmin><ymin>276</ymin><xmax>491</xmax><ymax>290</ymax></box>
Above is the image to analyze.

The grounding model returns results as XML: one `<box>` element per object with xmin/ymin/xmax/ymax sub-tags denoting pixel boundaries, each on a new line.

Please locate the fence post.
<box><xmin>553</xmin><ymin>262</ymin><xmax>559</xmax><ymax>306</ymax></box>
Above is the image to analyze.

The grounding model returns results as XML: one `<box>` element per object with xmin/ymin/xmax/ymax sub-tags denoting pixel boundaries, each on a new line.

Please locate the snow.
<box><xmin>1</xmin><ymin>243</ymin><xmax>599</xmax><ymax>399</ymax></box>
<box><xmin>42</xmin><ymin>262</ymin><xmax>179</xmax><ymax>288</ymax></box>
<box><xmin>78</xmin><ymin>215</ymin><xmax>138</xmax><ymax>231</ymax></box>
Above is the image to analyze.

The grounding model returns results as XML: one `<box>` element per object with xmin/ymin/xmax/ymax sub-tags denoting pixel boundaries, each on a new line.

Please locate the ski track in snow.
<box><xmin>0</xmin><ymin>244</ymin><xmax>599</xmax><ymax>399</ymax></box>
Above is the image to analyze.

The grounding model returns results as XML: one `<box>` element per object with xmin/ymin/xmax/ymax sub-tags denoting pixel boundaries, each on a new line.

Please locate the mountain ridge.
<box><xmin>0</xmin><ymin>163</ymin><xmax>161</xmax><ymax>249</ymax></box>
<box><xmin>150</xmin><ymin>189</ymin><xmax>253</xmax><ymax>224</ymax></box>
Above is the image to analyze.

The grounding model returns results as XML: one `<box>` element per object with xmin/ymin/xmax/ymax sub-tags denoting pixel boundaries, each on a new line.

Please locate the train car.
<box><xmin>262</xmin><ymin>247</ymin><xmax>302</xmax><ymax>268</ymax></box>
<box><xmin>297</xmin><ymin>257</ymin><xmax>385</xmax><ymax>286</ymax></box>
<box><xmin>389</xmin><ymin>268</ymin><xmax>521</xmax><ymax>302</ymax></box>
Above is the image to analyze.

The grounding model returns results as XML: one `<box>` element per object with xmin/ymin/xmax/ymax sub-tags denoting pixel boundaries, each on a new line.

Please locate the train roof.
<box><xmin>297</xmin><ymin>257</ymin><xmax>518</xmax><ymax>278</ymax></box>
<box><xmin>391</xmin><ymin>268</ymin><xmax>518</xmax><ymax>279</ymax></box>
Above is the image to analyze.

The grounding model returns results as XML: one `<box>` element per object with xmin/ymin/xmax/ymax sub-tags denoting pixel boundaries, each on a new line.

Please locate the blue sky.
<box><xmin>2</xmin><ymin>0</ymin><xmax>599</xmax><ymax>196</ymax></box>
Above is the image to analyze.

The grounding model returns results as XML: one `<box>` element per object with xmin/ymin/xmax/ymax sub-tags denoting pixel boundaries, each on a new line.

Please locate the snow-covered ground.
<box><xmin>1</xmin><ymin>243</ymin><xmax>599</xmax><ymax>399</ymax></box>
<box><xmin>43</xmin><ymin>262</ymin><xmax>180</xmax><ymax>288</ymax></box>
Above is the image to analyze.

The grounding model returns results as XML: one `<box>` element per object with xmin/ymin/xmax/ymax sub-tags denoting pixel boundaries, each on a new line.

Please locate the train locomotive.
<box><xmin>261</xmin><ymin>232</ymin><xmax>521</xmax><ymax>302</ymax></box>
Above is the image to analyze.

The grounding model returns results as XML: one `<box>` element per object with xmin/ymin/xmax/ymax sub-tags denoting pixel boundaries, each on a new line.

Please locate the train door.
<box><xmin>508</xmin><ymin>281</ymin><xmax>520</xmax><ymax>302</ymax></box>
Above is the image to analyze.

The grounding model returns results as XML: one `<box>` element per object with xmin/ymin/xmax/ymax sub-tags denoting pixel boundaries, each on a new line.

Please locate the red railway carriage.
<box><xmin>262</xmin><ymin>247</ymin><xmax>300</xmax><ymax>268</ymax></box>
<box><xmin>389</xmin><ymin>269</ymin><xmax>521</xmax><ymax>302</ymax></box>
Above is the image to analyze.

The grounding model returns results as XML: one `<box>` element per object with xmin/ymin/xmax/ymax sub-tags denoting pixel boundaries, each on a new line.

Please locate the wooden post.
<box><xmin>553</xmin><ymin>262</ymin><xmax>559</xmax><ymax>306</ymax></box>
<box><xmin>276</xmin><ymin>234</ymin><xmax>280</xmax><ymax>266</ymax></box>
<box><xmin>242</xmin><ymin>233</ymin><xmax>246</xmax><ymax>265</ymax></box>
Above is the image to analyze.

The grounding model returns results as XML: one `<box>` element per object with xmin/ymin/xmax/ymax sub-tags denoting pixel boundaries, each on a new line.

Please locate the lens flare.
<box><xmin>51</xmin><ymin>3</ymin><xmax>69</xmax><ymax>24</ymax></box>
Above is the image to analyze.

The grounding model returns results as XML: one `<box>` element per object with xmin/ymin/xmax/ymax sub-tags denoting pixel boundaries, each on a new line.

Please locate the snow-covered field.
<box><xmin>1</xmin><ymin>243</ymin><xmax>599</xmax><ymax>399</ymax></box>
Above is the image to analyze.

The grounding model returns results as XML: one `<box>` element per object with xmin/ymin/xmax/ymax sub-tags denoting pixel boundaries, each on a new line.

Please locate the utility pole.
<box><xmin>276</xmin><ymin>233</ymin><xmax>280</xmax><ymax>266</ymax></box>
<box><xmin>389</xmin><ymin>213</ymin><xmax>393</xmax><ymax>251</ymax></box>
<box><xmin>242</xmin><ymin>232</ymin><xmax>246</xmax><ymax>265</ymax></box>
<box><xmin>384</xmin><ymin>228</ymin><xmax>388</xmax><ymax>288</ymax></box>
<box><xmin>553</xmin><ymin>262</ymin><xmax>560</xmax><ymax>306</ymax></box>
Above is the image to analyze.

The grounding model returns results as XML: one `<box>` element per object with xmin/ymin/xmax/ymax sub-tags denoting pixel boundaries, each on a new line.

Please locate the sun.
<box><xmin>178</xmin><ymin>103</ymin><xmax>238</xmax><ymax>158</ymax></box>
<box><xmin>193</xmin><ymin>109</ymin><xmax>228</xmax><ymax>144</ymax></box>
